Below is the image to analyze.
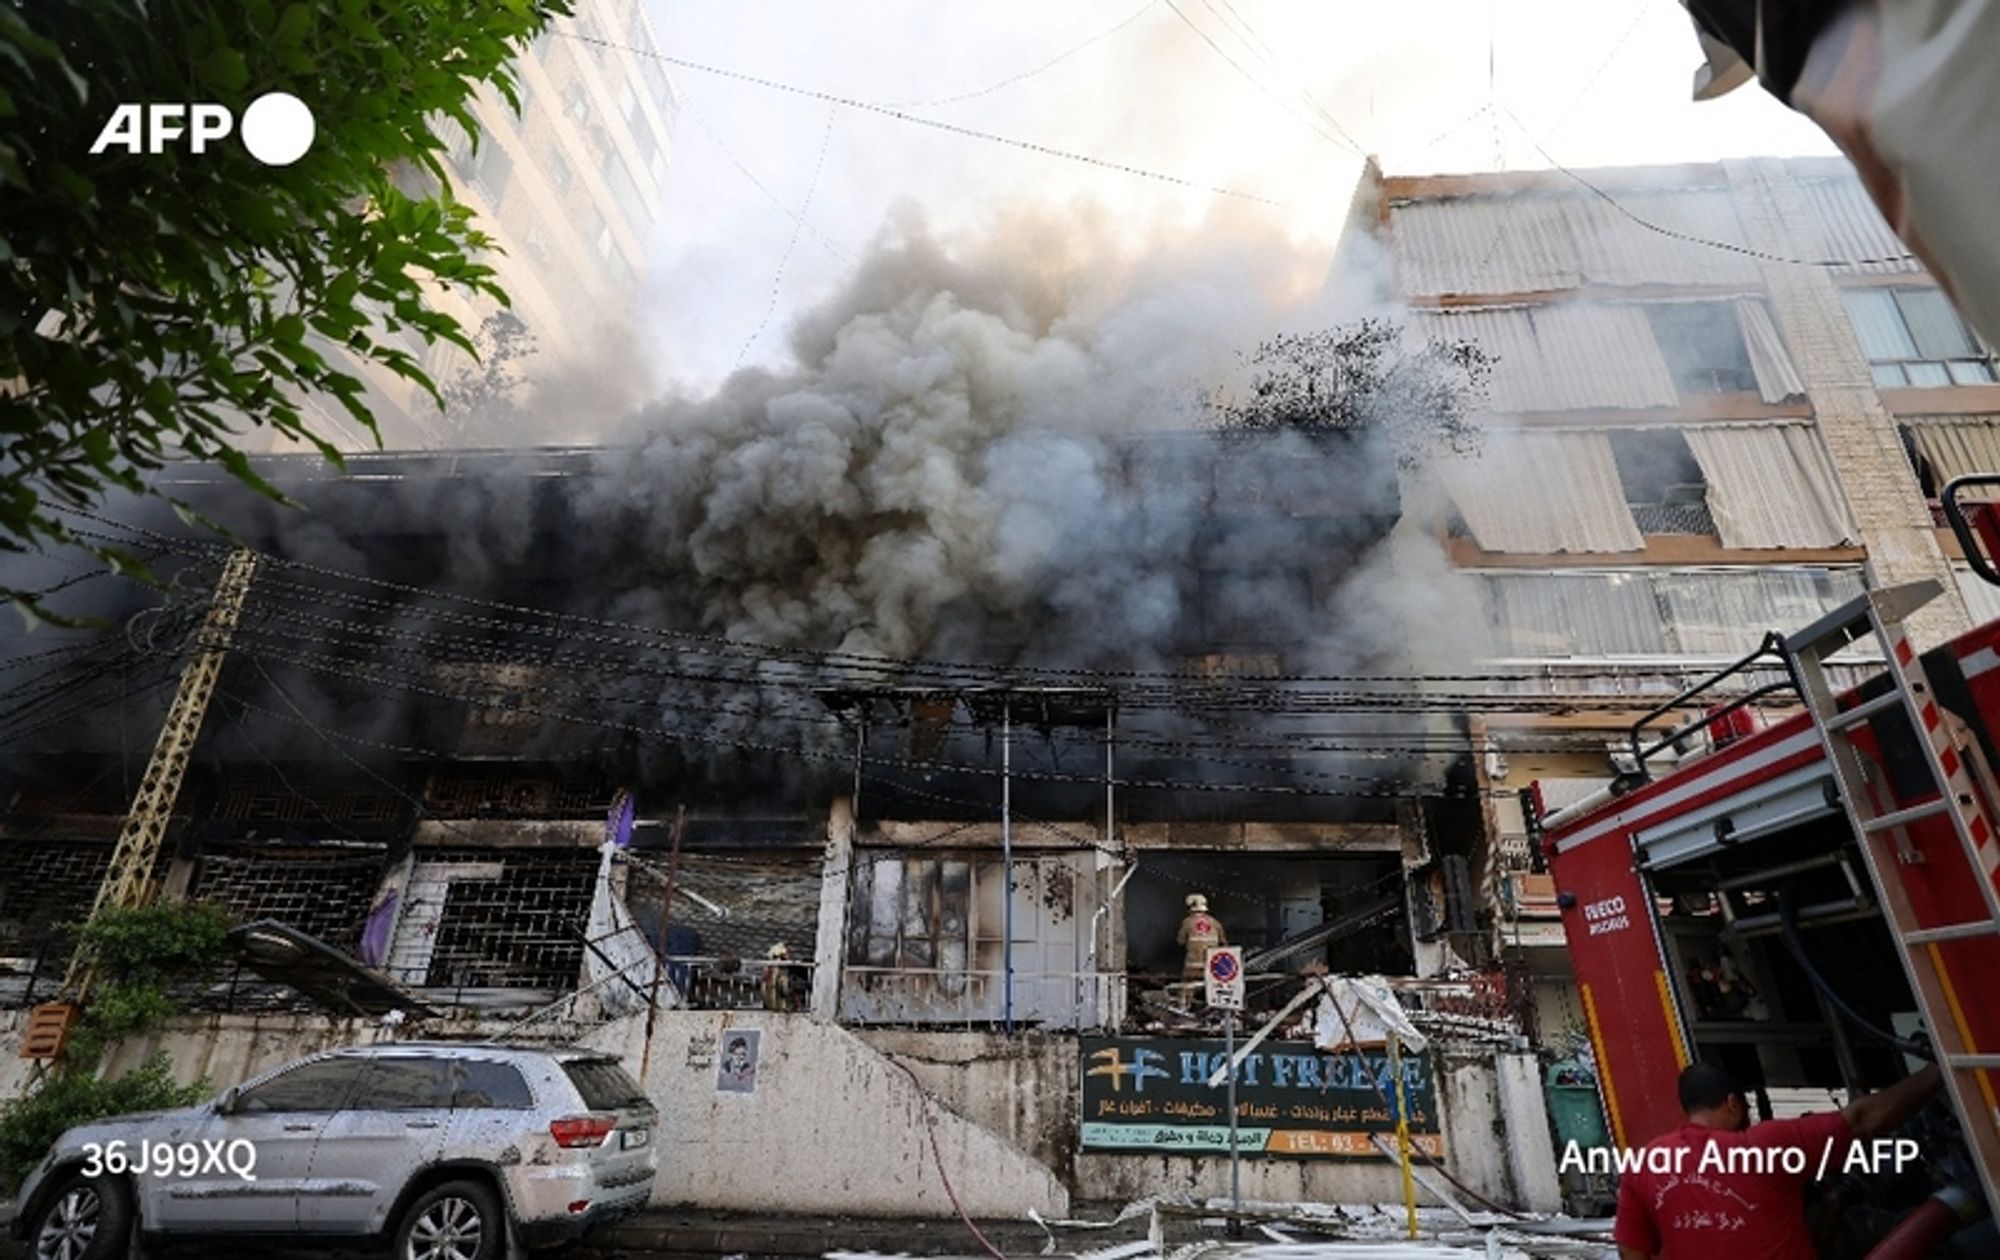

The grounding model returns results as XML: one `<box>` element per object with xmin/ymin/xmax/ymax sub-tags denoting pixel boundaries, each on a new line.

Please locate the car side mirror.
<box><xmin>216</xmin><ymin>1087</ymin><xmax>241</xmax><ymax>1116</ymax></box>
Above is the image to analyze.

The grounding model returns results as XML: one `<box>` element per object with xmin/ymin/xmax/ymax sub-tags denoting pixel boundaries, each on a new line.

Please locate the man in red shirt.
<box><xmin>1616</xmin><ymin>1060</ymin><xmax>1942</xmax><ymax>1259</ymax></box>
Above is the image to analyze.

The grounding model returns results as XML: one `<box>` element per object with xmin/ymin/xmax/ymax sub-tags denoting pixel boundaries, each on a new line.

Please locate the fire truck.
<box><xmin>1537</xmin><ymin>482</ymin><xmax>2000</xmax><ymax>1255</ymax></box>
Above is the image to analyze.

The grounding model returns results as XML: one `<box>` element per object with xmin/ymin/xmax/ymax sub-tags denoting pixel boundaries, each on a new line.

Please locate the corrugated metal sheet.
<box><xmin>1392</xmin><ymin>196</ymin><xmax>1580</xmax><ymax>297</ymax></box>
<box><xmin>1559</xmin><ymin>188</ymin><xmax>1762</xmax><ymax>288</ymax></box>
<box><xmin>1955</xmin><ymin>566</ymin><xmax>2000</xmax><ymax>626</ymax></box>
<box><xmin>1439</xmin><ymin>429</ymin><xmax>1644</xmax><ymax>553</ymax></box>
<box><xmin>1794</xmin><ymin>176</ymin><xmax>1922</xmax><ymax>275</ymax></box>
<box><xmin>1391</xmin><ymin>186</ymin><xmax>1760</xmax><ymax>296</ymax></box>
<box><xmin>1682</xmin><ymin>422</ymin><xmax>1856</xmax><ymax>549</ymax></box>
<box><xmin>1416</xmin><ymin>304</ymin><xmax>1677</xmax><ymax>413</ymax></box>
<box><xmin>1531</xmin><ymin>304</ymin><xmax>1679</xmax><ymax>410</ymax></box>
<box><xmin>1736</xmin><ymin>298</ymin><xmax>1805</xmax><ymax>402</ymax></box>
<box><xmin>1904</xmin><ymin>414</ymin><xmax>2000</xmax><ymax>481</ymax></box>
<box><xmin>1414</xmin><ymin>307</ymin><xmax>1541</xmax><ymax>412</ymax></box>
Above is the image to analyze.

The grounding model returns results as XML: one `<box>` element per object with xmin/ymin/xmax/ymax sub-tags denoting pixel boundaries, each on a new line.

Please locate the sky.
<box><xmin>625</xmin><ymin>0</ymin><xmax>1836</xmax><ymax>394</ymax></box>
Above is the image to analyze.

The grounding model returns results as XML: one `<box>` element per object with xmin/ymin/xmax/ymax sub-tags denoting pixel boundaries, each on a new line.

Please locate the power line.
<box><xmin>733</xmin><ymin>105</ymin><xmax>836</xmax><ymax>371</ymax></box>
<box><xmin>227</xmin><ymin>618</ymin><xmax>1498</xmax><ymax>793</ymax></box>
<box><xmin>556</xmin><ymin>31</ymin><xmax>1287</xmax><ymax>207</ymax></box>
<box><xmin>1195</xmin><ymin>0</ymin><xmax>1366</xmax><ymax>154</ymax></box>
<box><xmin>71</xmin><ymin>514</ymin><xmax>1789</xmax><ymax>742</ymax></box>
<box><xmin>88</xmin><ymin>509</ymin><xmax>1747</xmax><ymax>696</ymax></box>
<box><xmin>230</xmin><ymin>594</ymin><xmax>1671</xmax><ymax>719</ymax></box>
<box><xmin>875</xmin><ymin>0</ymin><xmax>1160</xmax><ymax>109</ymax></box>
<box><xmin>229</xmin><ymin>638</ymin><xmax>1506</xmax><ymax>801</ymax></box>
<box><xmin>1538</xmin><ymin>0</ymin><xmax>1650</xmax><ymax>140</ymax></box>
<box><xmin>1495</xmin><ymin>105</ymin><xmax>1918</xmax><ymax>270</ymax></box>
<box><xmin>1162</xmin><ymin>0</ymin><xmax>1363</xmax><ymax>158</ymax></box>
<box><xmin>679</xmin><ymin>96</ymin><xmax>857</xmax><ymax>264</ymax></box>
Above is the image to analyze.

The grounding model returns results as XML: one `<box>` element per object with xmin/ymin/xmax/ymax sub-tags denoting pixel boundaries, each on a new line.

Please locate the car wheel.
<box><xmin>395</xmin><ymin>1179</ymin><xmax>503</xmax><ymax>1260</ymax></box>
<box><xmin>29</xmin><ymin>1173</ymin><xmax>132</xmax><ymax>1260</ymax></box>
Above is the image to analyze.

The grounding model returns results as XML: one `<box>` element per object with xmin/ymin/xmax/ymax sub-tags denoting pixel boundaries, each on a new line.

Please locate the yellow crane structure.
<box><xmin>21</xmin><ymin>548</ymin><xmax>259</xmax><ymax>1060</ymax></box>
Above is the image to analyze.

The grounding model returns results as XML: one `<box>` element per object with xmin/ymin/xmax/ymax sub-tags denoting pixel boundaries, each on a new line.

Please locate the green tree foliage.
<box><xmin>437</xmin><ymin>309</ymin><xmax>538</xmax><ymax>446</ymax></box>
<box><xmin>0</xmin><ymin>0</ymin><xmax>574</xmax><ymax>613</ymax></box>
<box><xmin>63</xmin><ymin>901</ymin><xmax>235</xmax><ymax>1067</ymax></box>
<box><xmin>0</xmin><ymin>903</ymin><xmax>234</xmax><ymax>1187</ymax></box>
<box><xmin>0</xmin><ymin>1053</ymin><xmax>206</xmax><ymax>1187</ymax></box>
<box><xmin>1210</xmin><ymin>318</ymin><xmax>1493</xmax><ymax>469</ymax></box>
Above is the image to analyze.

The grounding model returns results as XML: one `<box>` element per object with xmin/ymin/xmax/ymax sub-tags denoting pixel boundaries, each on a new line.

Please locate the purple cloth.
<box><xmin>359</xmin><ymin>891</ymin><xmax>398</xmax><ymax>968</ymax></box>
<box><xmin>606</xmin><ymin>789</ymin><xmax>636</xmax><ymax>847</ymax></box>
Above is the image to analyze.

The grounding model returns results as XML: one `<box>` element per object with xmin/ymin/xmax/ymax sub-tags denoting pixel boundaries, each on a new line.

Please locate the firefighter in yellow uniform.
<box><xmin>1177</xmin><ymin>893</ymin><xmax>1226</xmax><ymax>983</ymax></box>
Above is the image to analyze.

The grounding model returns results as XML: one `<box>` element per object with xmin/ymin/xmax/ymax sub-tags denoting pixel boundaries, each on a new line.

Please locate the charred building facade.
<box><xmin>0</xmin><ymin>425</ymin><xmax>1563</xmax><ymax>1214</ymax></box>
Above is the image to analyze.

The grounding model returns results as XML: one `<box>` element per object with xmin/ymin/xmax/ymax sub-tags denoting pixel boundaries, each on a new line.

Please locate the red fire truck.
<box><xmin>1537</xmin><ymin>483</ymin><xmax>2000</xmax><ymax>1255</ymax></box>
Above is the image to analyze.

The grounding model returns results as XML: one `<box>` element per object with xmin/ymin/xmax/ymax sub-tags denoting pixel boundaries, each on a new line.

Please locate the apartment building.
<box><xmin>308</xmin><ymin>0</ymin><xmax>677</xmax><ymax>448</ymax></box>
<box><xmin>1354</xmin><ymin>157</ymin><xmax>2000</xmax><ymax>1048</ymax></box>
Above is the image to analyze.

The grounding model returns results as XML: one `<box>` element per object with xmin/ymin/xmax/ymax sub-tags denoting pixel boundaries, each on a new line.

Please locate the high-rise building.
<box><xmin>301</xmin><ymin>0</ymin><xmax>677</xmax><ymax>449</ymax></box>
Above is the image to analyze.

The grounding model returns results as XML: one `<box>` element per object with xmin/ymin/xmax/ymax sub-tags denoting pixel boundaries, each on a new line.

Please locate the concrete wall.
<box><xmin>2</xmin><ymin>1007</ymin><xmax>1562</xmax><ymax>1220</ymax></box>
<box><xmin>857</xmin><ymin>1028</ymin><xmax>1080</xmax><ymax>1173</ymax></box>
<box><xmin>1726</xmin><ymin>157</ymin><xmax>1969</xmax><ymax>650</ymax></box>
<box><xmin>595</xmin><ymin>1011</ymin><xmax>1071</xmax><ymax>1218</ymax></box>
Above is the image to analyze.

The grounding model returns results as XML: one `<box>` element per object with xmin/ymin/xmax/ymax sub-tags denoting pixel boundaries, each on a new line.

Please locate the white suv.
<box><xmin>10</xmin><ymin>1041</ymin><xmax>658</xmax><ymax>1259</ymax></box>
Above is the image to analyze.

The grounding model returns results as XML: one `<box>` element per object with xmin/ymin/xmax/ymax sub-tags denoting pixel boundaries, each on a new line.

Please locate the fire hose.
<box><xmin>1864</xmin><ymin>1184</ymin><xmax>1991</xmax><ymax>1260</ymax></box>
<box><xmin>1777</xmin><ymin>882</ymin><xmax>1933</xmax><ymax>1060</ymax></box>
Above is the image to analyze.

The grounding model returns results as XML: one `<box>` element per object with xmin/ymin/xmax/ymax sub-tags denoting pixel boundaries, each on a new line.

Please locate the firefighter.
<box><xmin>760</xmin><ymin>942</ymin><xmax>794</xmax><ymax>1012</ymax></box>
<box><xmin>1615</xmin><ymin>1060</ymin><xmax>1942</xmax><ymax>1260</ymax></box>
<box><xmin>1176</xmin><ymin>893</ymin><xmax>1226</xmax><ymax>983</ymax></box>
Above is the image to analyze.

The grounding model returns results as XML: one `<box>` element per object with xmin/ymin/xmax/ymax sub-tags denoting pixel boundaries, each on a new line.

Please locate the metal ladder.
<box><xmin>1786</xmin><ymin>579</ymin><xmax>2000</xmax><ymax>1211</ymax></box>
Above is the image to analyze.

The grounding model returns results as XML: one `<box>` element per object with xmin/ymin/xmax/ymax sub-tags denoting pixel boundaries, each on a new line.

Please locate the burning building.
<box><xmin>0</xmin><ymin>208</ymin><xmax>1588</xmax><ymax>1216</ymax></box>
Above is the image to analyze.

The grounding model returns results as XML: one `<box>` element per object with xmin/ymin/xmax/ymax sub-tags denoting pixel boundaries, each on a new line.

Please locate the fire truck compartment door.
<box><xmin>1633</xmin><ymin>763</ymin><xmax>1838</xmax><ymax>870</ymax></box>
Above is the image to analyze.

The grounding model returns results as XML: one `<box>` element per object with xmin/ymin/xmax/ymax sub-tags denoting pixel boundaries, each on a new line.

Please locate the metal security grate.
<box><xmin>0</xmin><ymin>841</ymin><xmax>114</xmax><ymax>1006</ymax></box>
<box><xmin>191</xmin><ymin>848</ymin><xmax>389</xmax><ymax>952</ymax></box>
<box><xmin>213</xmin><ymin>782</ymin><xmax>406</xmax><ymax>826</ymax></box>
<box><xmin>1630</xmin><ymin>501</ymin><xmax>1717</xmax><ymax>536</ymax></box>
<box><xmin>408</xmin><ymin>848</ymin><xmax>597</xmax><ymax>992</ymax></box>
<box><xmin>422</xmin><ymin>769</ymin><xmax>618</xmax><ymax>819</ymax></box>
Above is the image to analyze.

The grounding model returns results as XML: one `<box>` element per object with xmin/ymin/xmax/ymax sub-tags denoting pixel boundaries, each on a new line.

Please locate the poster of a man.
<box><xmin>716</xmin><ymin>1030</ymin><xmax>761</xmax><ymax>1094</ymax></box>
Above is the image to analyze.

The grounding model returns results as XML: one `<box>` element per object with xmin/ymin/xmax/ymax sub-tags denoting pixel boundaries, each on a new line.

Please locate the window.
<box><xmin>595</xmin><ymin>223</ymin><xmax>618</xmax><ymax>263</ymax></box>
<box><xmin>546</xmin><ymin>144</ymin><xmax>572</xmax><ymax>193</ymax></box>
<box><xmin>453</xmin><ymin>1061</ymin><xmax>535</xmax><ymax>1110</ymax></box>
<box><xmin>473</xmin><ymin>138</ymin><xmax>513</xmax><ymax>203</ymax></box>
<box><xmin>438</xmin><ymin>117</ymin><xmax>476</xmax><ymax>184</ymax></box>
<box><xmin>1899</xmin><ymin>426</ymin><xmax>1942</xmax><ymax>499</ymax></box>
<box><xmin>1843</xmin><ymin>288</ymin><xmax>1995</xmax><ymax>387</ymax></box>
<box><xmin>643</xmin><ymin>59</ymin><xmax>677</xmax><ymax>127</ymax></box>
<box><xmin>619</xmin><ymin>81</ymin><xmax>644</xmax><ymax>132</ymax></box>
<box><xmin>1482</xmin><ymin>568</ymin><xmax>1866</xmax><ymax>658</ymax></box>
<box><xmin>564</xmin><ymin>82</ymin><xmax>592</xmax><ymax>127</ymax></box>
<box><xmin>351</xmin><ymin>1058</ymin><xmax>456</xmax><ymax>1110</ymax></box>
<box><xmin>562</xmin><ymin>1060</ymin><xmax>648</xmax><ymax>1110</ymax></box>
<box><xmin>509</xmin><ymin>65</ymin><xmax>534</xmax><ymax>119</ymax></box>
<box><xmin>520</xmin><ymin>219</ymin><xmax>555</xmax><ymax>271</ymax></box>
<box><xmin>607</xmin><ymin>159</ymin><xmax>640</xmax><ymax>216</ymax></box>
<box><xmin>1645</xmin><ymin>303</ymin><xmax>1759</xmax><ymax>394</ymax></box>
<box><xmin>236</xmin><ymin>1058</ymin><xmax>364</xmax><ymax>1113</ymax></box>
<box><xmin>1608</xmin><ymin>430</ymin><xmax>1713</xmax><ymax>535</ymax></box>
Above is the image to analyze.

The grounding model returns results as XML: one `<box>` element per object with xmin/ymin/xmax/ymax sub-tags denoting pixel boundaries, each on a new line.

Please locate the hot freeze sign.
<box><xmin>1079</xmin><ymin>1036</ymin><xmax>1443</xmax><ymax>1159</ymax></box>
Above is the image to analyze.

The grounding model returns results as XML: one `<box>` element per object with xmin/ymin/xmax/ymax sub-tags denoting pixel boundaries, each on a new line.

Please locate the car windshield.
<box><xmin>561</xmin><ymin>1059</ymin><xmax>648</xmax><ymax>1110</ymax></box>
